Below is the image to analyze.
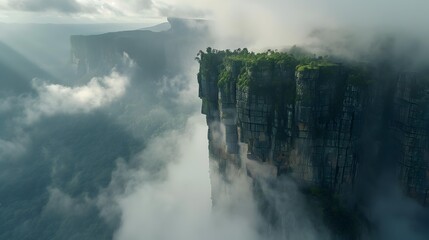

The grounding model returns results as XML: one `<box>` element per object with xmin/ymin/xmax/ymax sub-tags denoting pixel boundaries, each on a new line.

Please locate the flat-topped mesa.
<box><xmin>197</xmin><ymin>48</ymin><xmax>429</xmax><ymax>205</ymax></box>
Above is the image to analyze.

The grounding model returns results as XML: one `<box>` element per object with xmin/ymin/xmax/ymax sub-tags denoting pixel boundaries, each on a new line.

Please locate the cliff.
<box><xmin>197</xmin><ymin>48</ymin><xmax>429</xmax><ymax>209</ymax></box>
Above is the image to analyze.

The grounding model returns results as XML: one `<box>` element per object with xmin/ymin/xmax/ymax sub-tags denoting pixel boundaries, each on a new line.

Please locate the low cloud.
<box><xmin>0</xmin><ymin>55</ymin><xmax>134</xmax><ymax>162</ymax></box>
<box><xmin>110</xmin><ymin>115</ymin><xmax>262</xmax><ymax>240</ymax></box>
<box><xmin>44</xmin><ymin>188</ymin><xmax>90</xmax><ymax>215</ymax></box>
<box><xmin>0</xmin><ymin>136</ymin><xmax>28</xmax><ymax>159</ymax></box>
<box><xmin>23</xmin><ymin>70</ymin><xmax>129</xmax><ymax>124</ymax></box>
<box><xmin>151</xmin><ymin>0</ymin><xmax>429</xmax><ymax>56</ymax></box>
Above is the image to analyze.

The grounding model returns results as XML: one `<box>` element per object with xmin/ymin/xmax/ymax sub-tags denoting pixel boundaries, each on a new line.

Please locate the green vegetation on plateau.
<box><xmin>296</xmin><ymin>60</ymin><xmax>338</xmax><ymax>72</ymax></box>
<box><xmin>196</xmin><ymin>47</ymin><xmax>372</xmax><ymax>90</ymax></box>
<box><xmin>347</xmin><ymin>65</ymin><xmax>372</xmax><ymax>86</ymax></box>
<box><xmin>197</xmin><ymin>48</ymin><xmax>299</xmax><ymax>89</ymax></box>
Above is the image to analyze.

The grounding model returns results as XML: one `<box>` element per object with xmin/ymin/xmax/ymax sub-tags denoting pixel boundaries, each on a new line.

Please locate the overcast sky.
<box><xmin>0</xmin><ymin>0</ymin><xmax>214</xmax><ymax>23</ymax></box>
<box><xmin>0</xmin><ymin>0</ymin><xmax>160</xmax><ymax>23</ymax></box>
<box><xmin>1</xmin><ymin>0</ymin><xmax>427</xmax><ymax>27</ymax></box>
<box><xmin>2</xmin><ymin>0</ymin><xmax>428</xmax><ymax>52</ymax></box>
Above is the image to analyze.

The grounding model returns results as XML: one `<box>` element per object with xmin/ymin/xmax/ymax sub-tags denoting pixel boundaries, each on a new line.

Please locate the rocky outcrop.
<box><xmin>197</xmin><ymin>49</ymin><xmax>429</xmax><ymax>206</ymax></box>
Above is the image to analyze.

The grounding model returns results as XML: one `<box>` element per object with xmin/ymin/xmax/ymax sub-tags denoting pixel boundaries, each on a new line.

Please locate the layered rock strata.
<box><xmin>197</xmin><ymin>49</ymin><xmax>429</xmax><ymax>206</ymax></box>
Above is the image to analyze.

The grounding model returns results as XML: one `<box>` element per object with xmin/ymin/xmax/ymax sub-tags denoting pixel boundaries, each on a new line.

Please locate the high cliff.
<box><xmin>197</xmin><ymin>48</ymin><xmax>429</xmax><ymax>214</ymax></box>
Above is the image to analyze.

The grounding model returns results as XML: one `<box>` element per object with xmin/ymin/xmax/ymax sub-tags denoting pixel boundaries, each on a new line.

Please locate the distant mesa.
<box><xmin>70</xmin><ymin>17</ymin><xmax>210</xmax><ymax>80</ymax></box>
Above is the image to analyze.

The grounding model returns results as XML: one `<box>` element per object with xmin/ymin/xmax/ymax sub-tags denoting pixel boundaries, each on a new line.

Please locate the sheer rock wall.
<box><xmin>197</xmin><ymin>50</ymin><xmax>429</xmax><ymax>206</ymax></box>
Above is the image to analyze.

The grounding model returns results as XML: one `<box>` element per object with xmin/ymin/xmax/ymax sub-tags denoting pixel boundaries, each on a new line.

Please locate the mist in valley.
<box><xmin>0</xmin><ymin>1</ymin><xmax>429</xmax><ymax>240</ymax></box>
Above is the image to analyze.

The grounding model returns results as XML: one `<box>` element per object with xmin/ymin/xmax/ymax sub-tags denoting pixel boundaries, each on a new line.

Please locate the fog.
<box><xmin>111</xmin><ymin>115</ymin><xmax>258</xmax><ymax>240</ymax></box>
<box><xmin>141</xmin><ymin>1</ymin><xmax>427</xmax><ymax>50</ymax></box>
<box><xmin>0</xmin><ymin>19</ymin><xmax>327</xmax><ymax>239</ymax></box>
<box><xmin>1</xmin><ymin>1</ymin><xmax>429</xmax><ymax>240</ymax></box>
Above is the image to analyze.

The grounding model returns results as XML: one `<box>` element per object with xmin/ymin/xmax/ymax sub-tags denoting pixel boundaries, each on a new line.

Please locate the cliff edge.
<box><xmin>197</xmin><ymin>47</ymin><xmax>429</xmax><ymax>207</ymax></box>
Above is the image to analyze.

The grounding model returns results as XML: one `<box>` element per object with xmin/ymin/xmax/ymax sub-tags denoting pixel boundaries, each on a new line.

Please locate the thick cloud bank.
<box><xmin>0</xmin><ymin>49</ymin><xmax>138</xmax><ymax>239</ymax></box>
<box><xmin>24</xmin><ymin>70</ymin><xmax>129</xmax><ymax>124</ymax></box>
<box><xmin>112</xmin><ymin>115</ymin><xmax>262</xmax><ymax>240</ymax></box>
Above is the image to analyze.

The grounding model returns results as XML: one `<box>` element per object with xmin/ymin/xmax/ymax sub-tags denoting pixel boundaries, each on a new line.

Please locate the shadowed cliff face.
<box><xmin>197</xmin><ymin>48</ymin><xmax>429</xmax><ymax>238</ymax></box>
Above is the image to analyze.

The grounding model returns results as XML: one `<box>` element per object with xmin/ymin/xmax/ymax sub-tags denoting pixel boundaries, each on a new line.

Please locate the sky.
<box><xmin>0</xmin><ymin>0</ymin><xmax>208</xmax><ymax>23</ymax></box>
<box><xmin>2</xmin><ymin>0</ymin><xmax>429</xmax><ymax>52</ymax></box>
<box><xmin>0</xmin><ymin>0</ymin><xmax>159</xmax><ymax>23</ymax></box>
<box><xmin>1</xmin><ymin>0</ymin><xmax>427</xmax><ymax>28</ymax></box>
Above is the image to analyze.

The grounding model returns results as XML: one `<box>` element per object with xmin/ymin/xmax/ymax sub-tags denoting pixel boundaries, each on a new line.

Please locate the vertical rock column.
<box><xmin>392</xmin><ymin>73</ymin><xmax>429</xmax><ymax>205</ymax></box>
<box><xmin>198</xmin><ymin>52</ymin><xmax>232</xmax><ymax>206</ymax></box>
<box><xmin>269</xmin><ymin>64</ymin><xmax>297</xmax><ymax>174</ymax></box>
<box><xmin>294</xmin><ymin>66</ymin><xmax>361</xmax><ymax>194</ymax></box>
<box><xmin>219</xmin><ymin>64</ymin><xmax>240</xmax><ymax>163</ymax></box>
<box><xmin>236</xmin><ymin>64</ymin><xmax>275</xmax><ymax>163</ymax></box>
<box><xmin>198</xmin><ymin>53</ymin><xmax>222</xmax><ymax>159</ymax></box>
<box><xmin>294</xmin><ymin>69</ymin><xmax>319</xmax><ymax>183</ymax></box>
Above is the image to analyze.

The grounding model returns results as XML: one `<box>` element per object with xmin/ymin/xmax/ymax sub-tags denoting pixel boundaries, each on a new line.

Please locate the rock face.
<box><xmin>197</xmin><ymin>49</ymin><xmax>429</xmax><ymax>206</ymax></box>
<box><xmin>392</xmin><ymin>73</ymin><xmax>429</xmax><ymax>203</ymax></box>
